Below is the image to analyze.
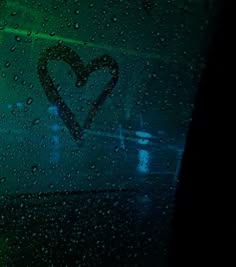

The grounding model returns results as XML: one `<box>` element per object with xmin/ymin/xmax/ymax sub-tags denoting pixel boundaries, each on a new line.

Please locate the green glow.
<box><xmin>1</xmin><ymin>26</ymin><xmax>168</xmax><ymax>61</ymax></box>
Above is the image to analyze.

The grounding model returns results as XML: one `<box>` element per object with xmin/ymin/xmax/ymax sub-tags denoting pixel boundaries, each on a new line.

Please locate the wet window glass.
<box><xmin>1</xmin><ymin>0</ymin><xmax>218</xmax><ymax>266</ymax></box>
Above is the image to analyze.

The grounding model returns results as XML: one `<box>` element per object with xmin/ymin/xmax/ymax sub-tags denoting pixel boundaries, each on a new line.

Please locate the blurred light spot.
<box><xmin>119</xmin><ymin>125</ymin><xmax>125</xmax><ymax>149</ymax></box>
<box><xmin>136</xmin><ymin>131</ymin><xmax>151</xmax><ymax>145</ymax></box>
<box><xmin>50</xmin><ymin>151</ymin><xmax>60</xmax><ymax>163</ymax></box>
<box><xmin>48</xmin><ymin>106</ymin><xmax>59</xmax><ymax>116</ymax></box>
<box><xmin>52</xmin><ymin>135</ymin><xmax>59</xmax><ymax>145</ymax></box>
<box><xmin>16</xmin><ymin>102</ymin><xmax>23</xmax><ymax>108</ymax></box>
<box><xmin>137</xmin><ymin>149</ymin><xmax>150</xmax><ymax>173</ymax></box>
<box><xmin>51</xmin><ymin>123</ymin><xmax>60</xmax><ymax>132</ymax></box>
<box><xmin>136</xmin><ymin>131</ymin><xmax>152</xmax><ymax>138</ymax></box>
<box><xmin>137</xmin><ymin>138</ymin><xmax>149</xmax><ymax>145</ymax></box>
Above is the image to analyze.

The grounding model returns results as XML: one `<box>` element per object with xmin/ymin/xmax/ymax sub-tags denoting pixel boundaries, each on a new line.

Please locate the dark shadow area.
<box><xmin>1</xmin><ymin>188</ymin><xmax>172</xmax><ymax>267</ymax></box>
<box><xmin>168</xmin><ymin>0</ymin><xmax>235</xmax><ymax>266</ymax></box>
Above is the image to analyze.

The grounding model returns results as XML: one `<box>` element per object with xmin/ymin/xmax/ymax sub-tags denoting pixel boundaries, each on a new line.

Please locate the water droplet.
<box><xmin>4</xmin><ymin>61</ymin><xmax>10</xmax><ymax>68</ymax></box>
<box><xmin>113</xmin><ymin>201</ymin><xmax>119</xmax><ymax>207</ymax></box>
<box><xmin>111</xmin><ymin>17</ymin><xmax>118</xmax><ymax>22</ymax></box>
<box><xmin>32</xmin><ymin>118</ymin><xmax>40</xmax><ymax>125</ymax></box>
<box><xmin>31</xmin><ymin>165</ymin><xmax>38</xmax><ymax>173</ymax></box>
<box><xmin>0</xmin><ymin>177</ymin><xmax>6</xmax><ymax>183</ymax></box>
<box><xmin>26</xmin><ymin>97</ymin><xmax>33</xmax><ymax>105</ymax></box>
<box><xmin>74</xmin><ymin>22</ymin><xmax>80</xmax><ymax>29</ymax></box>
<box><xmin>114</xmin><ymin>146</ymin><xmax>119</xmax><ymax>152</ymax></box>
<box><xmin>15</xmin><ymin>36</ymin><xmax>21</xmax><ymax>42</ymax></box>
<box><xmin>10</xmin><ymin>46</ymin><xmax>16</xmax><ymax>52</ymax></box>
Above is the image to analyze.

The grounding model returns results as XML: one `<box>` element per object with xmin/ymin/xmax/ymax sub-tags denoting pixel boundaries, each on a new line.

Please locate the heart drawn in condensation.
<box><xmin>37</xmin><ymin>44</ymin><xmax>119</xmax><ymax>145</ymax></box>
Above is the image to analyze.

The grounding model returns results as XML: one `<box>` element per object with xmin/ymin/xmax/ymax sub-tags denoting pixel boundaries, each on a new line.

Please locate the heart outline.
<box><xmin>37</xmin><ymin>44</ymin><xmax>119</xmax><ymax>145</ymax></box>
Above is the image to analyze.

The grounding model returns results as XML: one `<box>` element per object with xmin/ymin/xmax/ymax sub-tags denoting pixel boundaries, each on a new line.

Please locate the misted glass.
<box><xmin>0</xmin><ymin>0</ymin><xmax>217</xmax><ymax>266</ymax></box>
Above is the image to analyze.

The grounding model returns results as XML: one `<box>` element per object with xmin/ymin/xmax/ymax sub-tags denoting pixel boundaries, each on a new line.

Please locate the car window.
<box><xmin>0</xmin><ymin>1</ymin><xmax>218</xmax><ymax>266</ymax></box>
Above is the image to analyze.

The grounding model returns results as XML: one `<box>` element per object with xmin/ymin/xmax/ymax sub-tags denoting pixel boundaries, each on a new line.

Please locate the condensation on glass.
<box><xmin>0</xmin><ymin>0</ymin><xmax>216</xmax><ymax>266</ymax></box>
